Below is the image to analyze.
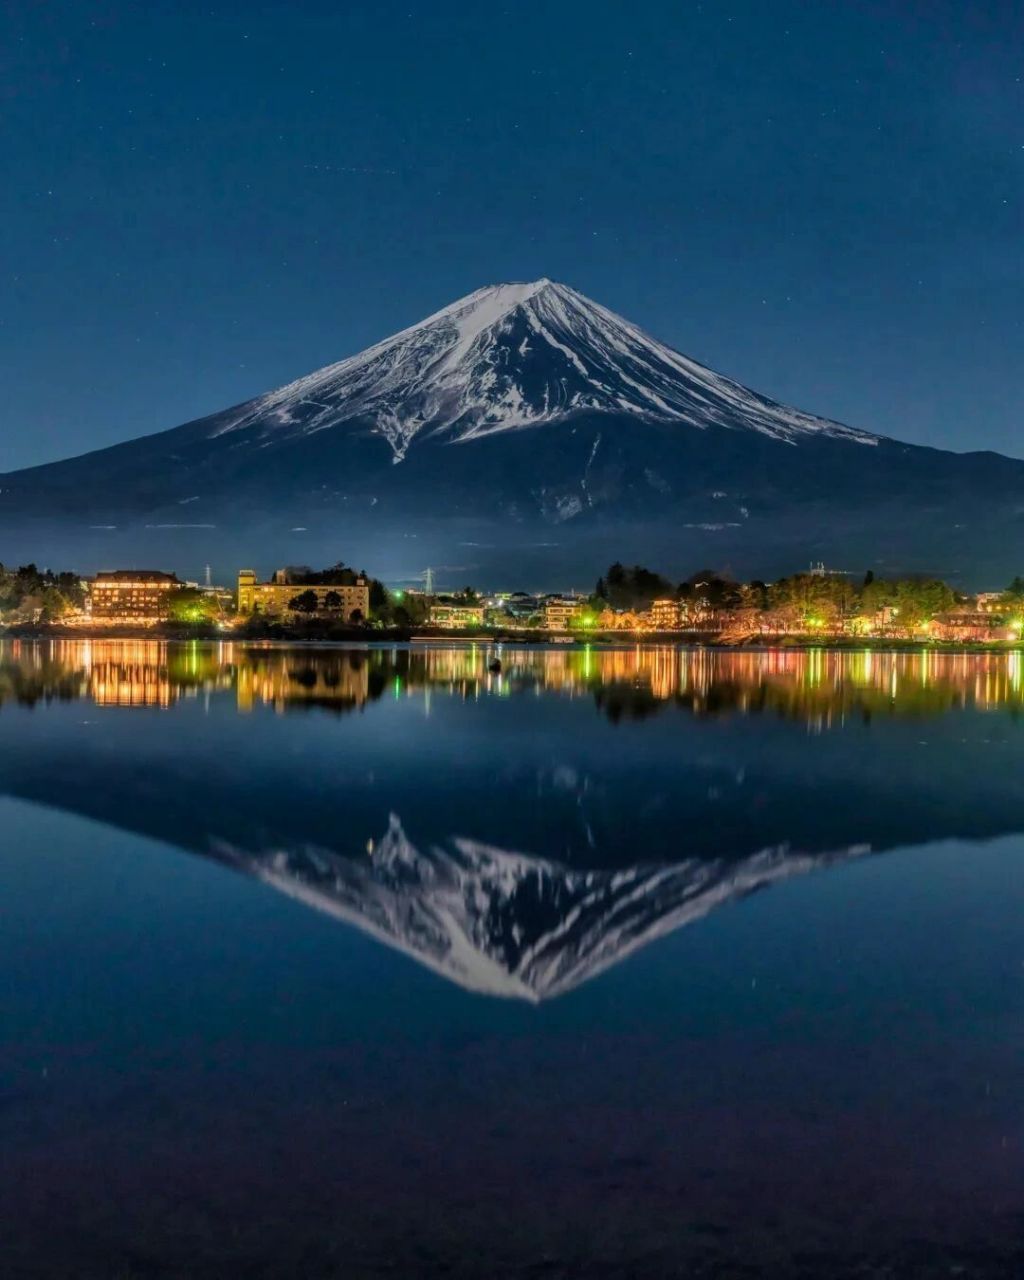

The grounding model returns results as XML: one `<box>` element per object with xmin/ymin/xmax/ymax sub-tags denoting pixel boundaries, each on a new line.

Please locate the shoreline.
<box><xmin>3</xmin><ymin>623</ymin><xmax>1023</xmax><ymax>654</ymax></box>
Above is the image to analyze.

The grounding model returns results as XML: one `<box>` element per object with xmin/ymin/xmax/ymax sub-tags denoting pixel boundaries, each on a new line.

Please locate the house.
<box><xmin>542</xmin><ymin>597</ymin><xmax>585</xmax><ymax>631</ymax></box>
<box><xmin>428</xmin><ymin>602</ymin><xmax>486</xmax><ymax>628</ymax></box>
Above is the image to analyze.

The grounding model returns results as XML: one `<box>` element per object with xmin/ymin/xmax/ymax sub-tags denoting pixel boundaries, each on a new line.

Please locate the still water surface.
<box><xmin>3</xmin><ymin>640</ymin><xmax>1024</xmax><ymax>1277</ymax></box>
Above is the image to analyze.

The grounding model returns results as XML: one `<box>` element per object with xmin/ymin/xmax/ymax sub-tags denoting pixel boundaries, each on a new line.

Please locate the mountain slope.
<box><xmin>2</xmin><ymin>279</ymin><xmax>1022</xmax><ymax>582</ymax></box>
<box><xmin>203</xmin><ymin>279</ymin><xmax>877</xmax><ymax>458</ymax></box>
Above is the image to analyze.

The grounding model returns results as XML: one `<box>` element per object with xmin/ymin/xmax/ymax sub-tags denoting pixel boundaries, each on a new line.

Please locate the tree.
<box><xmin>766</xmin><ymin>572</ymin><xmax>854</xmax><ymax>631</ymax></box>
<box><xmin>860</xmin><ymin>577</ymin><xmax>897</xmax><ymax>617</ymax></box>
<box><xmin>680</xmin><ymin>569</ymin><xmax>740</xmax><ymax>611</ymax></box>
<box><xmin>55</xmin><ymin>572</ymin><xmax>87</xmax><ymax>610</ymax></box>
<box><xmin>0</xmin><ymin>562</ymin><xmax>85</xmax><ymax>623</ymax></box>
<box><xmin>739</xmin><ymin>581</ymin><xmax>768</xmax><ymax>611</ymax></box>
<box><xmin>168</xmin><ymin>587</ymin><xmax>220</xmax><ymax>624</ymax></box>
<box><xmin>892</xmin><ymin>578</ymin><xmax>955</xmax><ymax>631</ymax></box>
<box><xmin>288</xmin><ymin>590</ymin><xmax>320</xmax><ymax>615</ymax></box>
<box><xmin>285</xmin><ymin>561</ymin><xmax>359</xmax><ymax>587</ymax></box>
<box><xmin>322</xmin><ymin>590</ymin><xmax>343</xmax><ymax>611</ymax></box>
<box><xmin>599</xmin><ymin>562</ymin><xmax>672</xmax><ymax>610</ymax></box>
<box><xmin>998</xmin><ymin>576</ymin><xmax>1024</xmax><ymax>620</ymax></box>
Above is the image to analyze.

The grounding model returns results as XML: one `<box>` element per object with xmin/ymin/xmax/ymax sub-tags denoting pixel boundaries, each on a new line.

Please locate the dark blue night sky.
<box><xmin>3</xmin><ymin>0</ymin><xmax>1022</xmax><ymax>470</ymax></box>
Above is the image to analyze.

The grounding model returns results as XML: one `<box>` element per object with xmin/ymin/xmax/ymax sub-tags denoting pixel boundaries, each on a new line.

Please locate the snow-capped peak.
<box><xmin>211</xmin><ymin>279</ymin><xmax>878</xmax><ymax>459</ymax></box>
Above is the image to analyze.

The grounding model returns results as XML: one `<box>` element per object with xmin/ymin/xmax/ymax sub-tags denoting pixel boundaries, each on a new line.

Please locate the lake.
<box><xmin>2</xmin><ymin>639</ymin><xmax>1024</xmax><ymax>1278</ymax></box>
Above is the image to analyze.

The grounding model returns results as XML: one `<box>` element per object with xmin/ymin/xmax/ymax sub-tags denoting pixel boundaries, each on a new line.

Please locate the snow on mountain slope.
<box><xmin>212</xmin><ymin>814</ymin><xmax>869</xmax><ymax>1001</ymax></box>
<box><xmin>209</xmin><ymin>279</ymin><xmax>879</xmax><ymax>460</ymax></box>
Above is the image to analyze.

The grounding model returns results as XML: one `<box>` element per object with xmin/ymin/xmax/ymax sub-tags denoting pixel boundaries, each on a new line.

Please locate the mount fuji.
<box><xmin>3</xmin><ymin>278</ymin><xmax>1023</xmax><ymax>582</ymax></box>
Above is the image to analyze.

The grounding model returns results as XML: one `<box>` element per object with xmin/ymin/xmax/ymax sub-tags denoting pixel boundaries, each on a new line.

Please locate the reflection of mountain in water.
<box><xmin>213</xmin><ymin>814</ymin><xmax>867</xmax><ymax>1000</ymax></box>
<box><xmin>4</xmin><ymin>640</ymin><xmax>1024</xmax><ymax>999</ymax></box>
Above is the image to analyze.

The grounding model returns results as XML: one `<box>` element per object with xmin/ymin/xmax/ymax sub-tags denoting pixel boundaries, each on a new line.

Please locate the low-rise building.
<box><xmin>89</xmin><ymin>570</ymin><xmax>182</xmax><ymax>621</ymax></box>
<box><xmin>848</xmin><ymin>605</ymin><xmax>901</xmax><ymax>636</ymax></box>
<box><xmin>237</xmin><ymin>568</ymin><xmax>369</xmax><ymax>621</ymax></box>
<box><xmin>503</xmin><ymin>593</ymin><xmax>542</xmax><ymax>621</ymax></box>
<box><xmin>648</xmin><ymin>598</ymin><xmax>681</xmax><ymax>630</ymax></box>
<box><xmin>542</xmin><ymin>597</ymin><xmax>585</xmax><ymax>631</ymax></box>
<box><xmin>933</xmin><ymin>612</ymin><xmax>1013</xmax><ymax>643</ymax></box>
<box><xmin>429</xmin><ymin>602</ymin><xmax>485</xmax><ymax>628</ymax></box>
<box><xmin>428</xmin><ymin>602</ymin><xmax>486</xmax><ymax>628</ymax></box>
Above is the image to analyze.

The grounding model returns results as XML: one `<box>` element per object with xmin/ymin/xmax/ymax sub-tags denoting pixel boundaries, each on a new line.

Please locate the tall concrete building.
<box><xmin>90</xmin><ymin>570</ymin><xmax>182</xmax><ymax>621</ymax></box>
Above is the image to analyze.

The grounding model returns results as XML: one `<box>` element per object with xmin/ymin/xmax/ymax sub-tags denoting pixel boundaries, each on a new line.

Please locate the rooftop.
<box><xmin>93</xmin><ymin>570</ymin><xmax>181</xmax><ymax>583</ymax></box>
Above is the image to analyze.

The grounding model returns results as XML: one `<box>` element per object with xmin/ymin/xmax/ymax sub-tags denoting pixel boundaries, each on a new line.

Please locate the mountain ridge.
<box><xmin>1</xmin><ymin>278</ymin><xmax>1022</xmax><ymax>583</ymax></box>
<box><xmin>201</xmin><ymin>278</ymin><xmax>881</xmax><ymax>459</ymax></box>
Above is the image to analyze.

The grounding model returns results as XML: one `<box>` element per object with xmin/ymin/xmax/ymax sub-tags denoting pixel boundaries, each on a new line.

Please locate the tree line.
<box><xmin>0</xmin><ymin>563</ymin><xmax>86</xmax><ymax>622</ymax></box>
<box><xmin>591</xmin><ymin>563</ymin><xmax>1024</xmax><ymax>630</ymax></box>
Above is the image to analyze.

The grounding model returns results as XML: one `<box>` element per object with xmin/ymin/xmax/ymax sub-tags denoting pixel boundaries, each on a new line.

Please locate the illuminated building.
<box><xmin>89</xmin><ymin>570</ymin><xmax>181</xmax><ymax>621</ymax></box>
<box><xmin>236</xmin><ymin>568</ymin><xmax>369</xmax><ymax>621</ymax></box>
<box><xmin>428</xmin><ymin>603</ymin><xmax>486</xmax><ymax>628</ymax></box>
<box><xmin>932</xmin><ymin>612</ymin><xmax>1013</xmax><ymax>643</ymax></box>
<box><xmin>542</xmin><ymin>597</ymin><xmax>585</xmax><ymax>631</ymax></box>
<box><xmin>648</xmin><ymin>599</ymin><xmax>681</xmax><ymax>630</ymax></box>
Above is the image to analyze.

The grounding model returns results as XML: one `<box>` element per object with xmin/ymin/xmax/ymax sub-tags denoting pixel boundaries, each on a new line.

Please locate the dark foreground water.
<box><xmin>3</xmin><ymin>640</ymin><xmax>1024</xmax><ymax>1278</ymax></box>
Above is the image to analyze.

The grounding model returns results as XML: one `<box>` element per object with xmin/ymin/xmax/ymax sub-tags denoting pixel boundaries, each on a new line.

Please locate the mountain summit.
<box><xmin>2</xmin><ymin>279</ymin><xmax>1022</xmax><ymax>581</ymax></box>
<box><xmin>210</xmin><ymin>278</ymin><xmax>876</xmax><ymax>460</ymax></box>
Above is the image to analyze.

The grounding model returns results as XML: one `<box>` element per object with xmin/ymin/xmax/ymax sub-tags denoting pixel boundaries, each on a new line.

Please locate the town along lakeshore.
<box><xmin>4</xmin><ymin>559</ymin><xmax>1024</xmax><ymax>648</ymax></box>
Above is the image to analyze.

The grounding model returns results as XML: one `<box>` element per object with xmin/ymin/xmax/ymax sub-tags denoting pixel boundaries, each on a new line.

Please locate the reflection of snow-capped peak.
<box><xmin>211</xmin><ymin>814</ymin><xmax>870</xmax><ymax>1001</ymax></box>
<box><xmin>209</xmin><ymin>280</ymin><xmax>878</xmax><ymax>460</ymax></box>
